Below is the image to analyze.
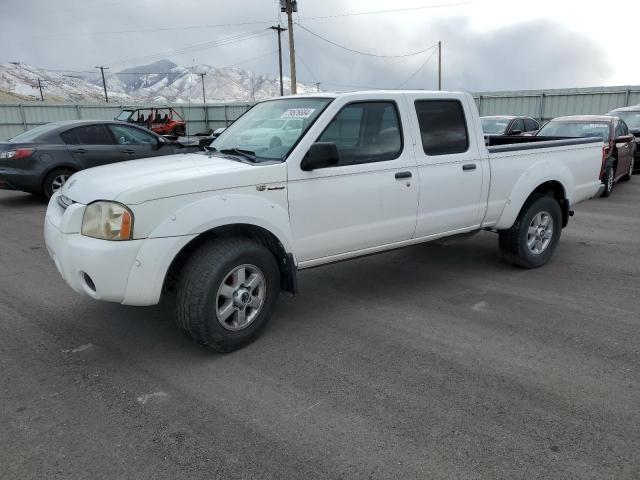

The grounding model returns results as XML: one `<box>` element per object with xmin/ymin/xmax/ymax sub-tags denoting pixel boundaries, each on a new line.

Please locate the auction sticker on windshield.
<box><xmin>281</xmin><ymin>108</ymin><xmax>316</xmax><ymax>119</ymax></box>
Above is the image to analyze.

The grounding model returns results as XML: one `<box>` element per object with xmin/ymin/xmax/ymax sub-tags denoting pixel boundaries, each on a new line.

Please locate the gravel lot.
<box><xmin>1</xmin><ymin>183</ymin><xmax>639</xmax><ymax>479</ymax></box>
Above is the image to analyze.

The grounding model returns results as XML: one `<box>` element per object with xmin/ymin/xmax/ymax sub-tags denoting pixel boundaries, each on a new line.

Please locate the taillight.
<box><xmin>0</xmin><ymin>148</ymin><xmax>35</xmax><ymax>160</ymax></box>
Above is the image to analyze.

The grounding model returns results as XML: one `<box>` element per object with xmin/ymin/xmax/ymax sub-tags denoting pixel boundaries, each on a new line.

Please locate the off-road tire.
<box><xmin>175</xmin><ymin>238</ymin><xmax>280</xmax><ymax>352</ymax></box>
<box><xmin>498</xmin><ymin>195</ymin><xmax>562</xmax><ymax>269</ymax></box>
<box><xmin>43</xmin><ymin>168</ymin><xmax>75</xmax><ymax>199</ymax></box>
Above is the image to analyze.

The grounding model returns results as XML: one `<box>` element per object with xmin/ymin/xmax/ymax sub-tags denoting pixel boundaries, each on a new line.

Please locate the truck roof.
<box><xmin>276</xmin><ymin>90</ymin><xmax>468</xmax><ymax>100</ymax></box>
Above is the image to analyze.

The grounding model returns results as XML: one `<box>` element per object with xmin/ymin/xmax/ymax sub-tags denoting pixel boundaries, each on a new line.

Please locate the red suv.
<box><xmin>115</xmin><ymin>107</ymin><xmax>186</xmax><ymax>136</ymax></box>
<box><xmin>536</xmin><ymin>115</ymin><xmax>635</xmax><ymax>197</ymax></box>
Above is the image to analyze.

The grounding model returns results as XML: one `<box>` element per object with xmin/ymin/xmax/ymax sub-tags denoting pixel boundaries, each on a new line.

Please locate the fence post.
<box><xmin>223</xmin><ymin>105</ymin><xmax>228</xmax><ymax>127</ymax></box>
<box><xmin>19</xmin><ymin>104</ymin><xmax>27</xmax><ymax>132</ymax></box>
<box><xmin>477</xmin><ymin>95</ymin><xmax>483</xmax><ymax>116</ymax></box>
<box><xmin>76</xmin><ymin>104</ymin><xmax>82</xmax><ymax>120</ymax></box>
<box><xmin>538</xmin><ymin>93</ymin><xmax>545</xmax><ymax>122</ymax></box>
<box><xmin>624</xmin><ymin>89</ymin><xmax>630</xmax><ymax>107</ymax></box>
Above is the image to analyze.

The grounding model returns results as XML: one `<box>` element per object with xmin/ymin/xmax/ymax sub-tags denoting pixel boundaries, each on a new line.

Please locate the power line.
<box><xmin>15</xmin><ymin>2</ymin><xmax>471</xmax><ymax>38</ymax></box>
<box><xmin>295</xmin><ymin>23</ymin><xmax>438</xmax><ymax>59</ymax></box>
<box><xmin>101</xmin><ymin>30</ymin><xmax>271</xmax><ymax>68</ymax></box>
<box><xmin>396</xmin><ymin>49</ymin><xmax>439</xmax><ymax>88</ymax></box>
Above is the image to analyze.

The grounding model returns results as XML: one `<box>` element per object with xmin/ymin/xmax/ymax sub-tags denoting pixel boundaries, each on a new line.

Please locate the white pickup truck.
<box><xmin>44</xmin><ymin>91</ymin><xmax>604</xmax><ymax>352</ymax></box>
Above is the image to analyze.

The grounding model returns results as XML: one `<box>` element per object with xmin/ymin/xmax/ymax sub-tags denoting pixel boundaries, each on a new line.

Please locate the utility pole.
<box><xmin>281</xmin><ymin>0</ymin><xmax>298</xmax><ymax>94</ymax></box>
<box><xmin>199</xmin><ymin>72</ymin><xmax>209</xmax><ymax>129</ymax></box>
<box><xmin>269</xmin><ymin>25</ymin><xmax>287</xmax><ymax>96</ymax></box>
<box><xmin>37</xmin><ymin>78</ymin><xmax>45</xmax><ymax>101</ymax></box>
<box><xmin>437</xmin><ymin>41</ymin><xmax>442</xmax><ymax>91</ymax></box>
<box><xmin>95</xmin><ymin>66</ymin><xmax>109</xmax><ymax>102</ymax></box>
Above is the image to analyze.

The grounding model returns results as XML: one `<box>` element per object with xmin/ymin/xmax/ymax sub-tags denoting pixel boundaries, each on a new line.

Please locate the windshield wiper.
<box><xmin>219</xmin><ymin>148</ymin><xmax>257</xmax><ymax>162</ymax></box>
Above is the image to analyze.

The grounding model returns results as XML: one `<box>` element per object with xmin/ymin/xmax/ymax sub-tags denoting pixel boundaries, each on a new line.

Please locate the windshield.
<box><xmin>481</xmin><ymin>118</ymin><xmax>509</xmax><ymax>135</ymax></box>
<box><xmin>9</xmin><ymin>123</ymin><xmax>60</xmax><ymax>142</ymax></box>
<box><xmin>609</xmin><ymin>111</ymin><xmax>640</xmax><ymax>130</ymax></box>
<box><xmin>211</xmin><ymin>98</ymin><xmax>333</xmax><ymax>162</ymax></box>
<box><xmin>537</xmin><ymin>121</ymin><xmax>610</xmax><ymax>140</ymax></box>
<box><xmin>116</xmin><ymin>110</ymin><xmax>134</xmax><ymax>121</ymax></box>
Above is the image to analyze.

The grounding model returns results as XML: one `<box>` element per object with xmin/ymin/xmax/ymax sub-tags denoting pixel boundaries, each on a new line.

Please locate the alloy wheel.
<box><xmin>215</xmin><ymin>264</ymin><xmax>266</xmax><ymax>331</ymax></box>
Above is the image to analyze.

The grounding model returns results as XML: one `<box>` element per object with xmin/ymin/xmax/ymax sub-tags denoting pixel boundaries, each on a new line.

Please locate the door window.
<box><xmin>524</xmin><ymin>118</ymin><xmax>539</xmax><ymax>131</ymax></box>
<box><xmin>316</xmin><ymin>101</ymin><xmax>402</xmax><ymax>165</ymax></box>
<box><xmin>615</xmin><ymin>121</ymin><xmax>627</xmax><ymax>137</ymax></box>
<box><xmin>414</xmin><ymin>100</ymin><xmax>469</xmax><ymax>155</ymax></box>
<box><xmin>60</xmin><ymin>125</ymin><xmax>113</xmax><ymax>145</ymax></box>
<box><xmin>108</xmin><ymin>124</ymin><xmax>158</xmax><ymax>145</ymax></box>
<box><xmin>510</xmin><ymin>119</ymin><xmax>525</xmax><ymax>133</ymax></box>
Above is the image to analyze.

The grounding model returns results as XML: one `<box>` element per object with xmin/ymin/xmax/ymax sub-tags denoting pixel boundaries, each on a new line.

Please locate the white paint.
<box><xmin>294</xmin><ymin>401</ymin><xmax>322</xmax><ymax>417</ymax></box>
<box><xmin>136</xmin><ymin>392</ymin><xmax>168</xmax><ymax>405</ymax></box>
<box><xmin>472</xmin><ymin>301</ymin><xmax>489</xmax><ymax>312</ymax></box>
<box><xmin>61</xmin><ymin>343</ymin><xmax>92</xmax><ymax>353</ymax></box>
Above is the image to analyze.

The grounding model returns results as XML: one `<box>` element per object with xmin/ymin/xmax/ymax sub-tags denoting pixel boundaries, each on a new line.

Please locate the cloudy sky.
<box><xmin>1</xmin><ymin>0</ymin><xmax>637</xmax><ymax>92</ymax></box>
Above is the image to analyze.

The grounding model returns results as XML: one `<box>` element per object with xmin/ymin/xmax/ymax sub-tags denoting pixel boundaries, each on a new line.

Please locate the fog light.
<box><xmin>82</xmin><ymin>272</ymin><xmax>96</xmax><ymax>292</ymax></box>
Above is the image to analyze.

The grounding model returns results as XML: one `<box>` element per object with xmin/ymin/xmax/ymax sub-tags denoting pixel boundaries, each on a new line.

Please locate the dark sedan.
<box><xmin>481</xmin><ymin>115</ymin><xmax>540</xmax><ymax>136</ymax></box>
<box><xmin>0</xmin><ymin>120</ymin><xmax>190</xmax><ymax>198</ymax></box>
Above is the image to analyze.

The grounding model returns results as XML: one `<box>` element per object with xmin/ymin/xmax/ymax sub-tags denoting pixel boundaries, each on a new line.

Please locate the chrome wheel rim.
<box><xmin>51</xmin><ymin>174</ymin><xmax>70</xmax><ymax>192</ymax></box>
<box><xmin>527</xmin><ymin>211</ymin><xmax>554</xmax><ymax>255</ymax></box>
<box><xmin>215</xmin><ymin>264</ymin><xmax>266</xmax><ymax>331</ymax></box>
<box><xmin>607</xmin><ymin>168</ymin><xmax>614</xmax><ymax>191</ymax></box>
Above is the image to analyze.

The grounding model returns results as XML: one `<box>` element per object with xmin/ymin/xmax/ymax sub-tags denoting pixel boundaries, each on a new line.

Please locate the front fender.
<box><xmin>494</xmin><ymin>161</ymin><xmax>573</xmax><ymax>230</ymax></box>
<box><xmin>146</xmin><ymin>188</ymin><xmax>294</xmax><ymax>252</ymax></box>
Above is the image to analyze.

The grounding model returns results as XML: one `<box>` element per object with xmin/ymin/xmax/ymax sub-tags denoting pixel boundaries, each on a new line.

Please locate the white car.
<box><xmin>237</xmin><ymin>118</ymin><xmax>303</xmax><ymax>151</ymax></box>
<box><xmin>45</xmin><ymin>91</ymin><xmax>604</xmax><ymax>352</ymax></box>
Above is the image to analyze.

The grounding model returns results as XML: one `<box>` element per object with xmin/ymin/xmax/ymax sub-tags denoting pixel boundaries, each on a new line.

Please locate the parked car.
<box><xmin>536</xmin><ymin>115</ymin><xmax>635</xmax><ymax>197</ymax></box>
<box><xmin>606</xmin><ymin>106</ymin><xmax>640</xmax><ymax>171</ymax></box>
<box><xmin>45</xmin><ymin>91</ymin><xmax>603</xmax><ymax>352</ymax></box>
<box><xmin>237</xmin><ymin>118</ymin><xmax>304</xmax><ymax>150</ymax></box>
<box><xmin>481</xmin><ymin>115</ymin><xmax>540</xmax><ymax>136</ymax></box>
<box><xmin>0</xmin><ymin>120</ymin><xmax>190</xmax><ymax>198</ymax></box>
<box><xmin>177</xmin><ymin>126</ymin><xmax>229</xmax><ymax>151</ymax></box>
<box><xmin>115</xmin><ymin>107</ymin><xmax>186</xmax><ymax>136</ymax></box>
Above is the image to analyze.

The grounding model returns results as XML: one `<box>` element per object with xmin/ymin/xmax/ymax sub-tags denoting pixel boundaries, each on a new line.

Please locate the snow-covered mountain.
<box><xmin>0</xmin><ymin>60</ymin><xmax>314</xmax><ymax>103</ymax></box>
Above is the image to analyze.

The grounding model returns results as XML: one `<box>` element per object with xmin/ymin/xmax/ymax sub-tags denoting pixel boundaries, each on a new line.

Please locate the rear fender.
<box><xmin>495</xmin><ymin>161</ymin><xmax>573</xmax><ymax>230</ymax></box>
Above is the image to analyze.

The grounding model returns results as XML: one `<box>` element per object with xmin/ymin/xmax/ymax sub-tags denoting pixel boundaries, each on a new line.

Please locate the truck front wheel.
<box><xmin>498</xmin><ymin>195</ymin><xmax>562</xmax><ymax>269</ymax></box>
<box><xmin>175</xmin><ymin>238</ymin><xmax>280</xmax><ymax>352</ymax></box>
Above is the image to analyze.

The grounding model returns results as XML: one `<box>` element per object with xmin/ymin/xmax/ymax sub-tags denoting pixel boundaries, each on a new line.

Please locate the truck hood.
<box><xmin>61</xmin><ymin>153</ymin><xmax>286</xmax><ymax>205</ymax></box>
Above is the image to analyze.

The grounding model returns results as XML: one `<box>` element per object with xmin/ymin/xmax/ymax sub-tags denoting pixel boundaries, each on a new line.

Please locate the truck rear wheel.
<box><xmin>498</xmin><ymin>195</ymin><xmax>562</xmax><ymax>269</ymax></box>
<box><xmin>175</xmin><ymin>238</ymin><xmax>280</xmax><ymax>352</ymax></box>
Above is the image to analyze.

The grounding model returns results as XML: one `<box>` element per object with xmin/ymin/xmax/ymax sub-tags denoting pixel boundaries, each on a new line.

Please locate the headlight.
<box><xmin>81</xmin><ymin>201</ymin><xmax>133</xmax><ymax>241</ymax></box>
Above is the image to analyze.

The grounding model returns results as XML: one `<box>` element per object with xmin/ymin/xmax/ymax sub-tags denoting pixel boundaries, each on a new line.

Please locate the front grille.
<box><xmin>57</xmin><ymin>194</ymin><xmax>75</xmax><ymax>210</ymax></box>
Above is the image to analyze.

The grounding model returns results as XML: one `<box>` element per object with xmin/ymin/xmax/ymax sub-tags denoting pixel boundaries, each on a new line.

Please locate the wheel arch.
<box><xmin>163</xmin><ymin>223</ymin><xmax>298</xmax><ymax>299</ymax></box>
<box><xmin>496</xmin><ymin>176</ymin><xmax>571</xmax><ymax>230</ymax></box>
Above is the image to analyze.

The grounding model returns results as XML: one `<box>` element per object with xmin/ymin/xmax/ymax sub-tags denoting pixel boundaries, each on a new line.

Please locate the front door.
<box><xmin>107</xmin><ymin>124</ymin><xmax>167</xmax><ymax>160</ymax></box>
<box><xmin>287</xmin><ymin>98</ymin><xmax>419</xmax><ymax>265</ymax></box>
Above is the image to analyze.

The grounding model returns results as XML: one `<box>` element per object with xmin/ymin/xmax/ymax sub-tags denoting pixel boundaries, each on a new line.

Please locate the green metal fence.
<box><xmin>2</xmin><ymin>85</ymin><xmax>640</xmax><ymax>140</ymax></box>
<box><xmin>0</xmin><ymin>102</ymin><xmax>253</xmax><ymax>140</ymax></box>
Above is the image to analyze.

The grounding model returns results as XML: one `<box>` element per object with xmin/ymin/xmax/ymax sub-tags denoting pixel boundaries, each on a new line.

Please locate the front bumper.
<box><xmin>44</xmin><ymin>193</ymin><xmax>196</xmax><ymax>306</ymax></box>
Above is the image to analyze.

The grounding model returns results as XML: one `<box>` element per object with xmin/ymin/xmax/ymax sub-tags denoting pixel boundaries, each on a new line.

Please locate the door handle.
<box><xmin>462</xmin><ymin>164</ymin><xmax>477</xmax><ymax>171</ymax></box>
<box><xmin>122</xmin><ymin>149</ymin><xmax>135</xmax><ymax>154</ymax></box>
<box><xmin>395</xmin><ymin>171</ymin><xmax>412</xmax><ymax>179</ymax></box>
<box><xmin>73</xmin><ymin>148</ymin><xmax>87</xmax><ymax>154</ymax></box>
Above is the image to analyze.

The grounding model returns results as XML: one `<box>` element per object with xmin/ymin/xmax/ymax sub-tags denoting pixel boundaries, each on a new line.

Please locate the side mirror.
<box><xmin>301</xmin><ymin>142</ymin><xmax>339</xmax><ymax>171</ymax></box>
<box><xmin>510</xmin><ymin>129</ymin><xmax>523</xmax><ymax>136</ymax></box>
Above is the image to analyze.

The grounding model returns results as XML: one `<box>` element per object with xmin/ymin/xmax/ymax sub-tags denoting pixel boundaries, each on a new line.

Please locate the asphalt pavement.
<box><xmin>1</xmin><ymin>183</ymin><xmax>639</xmax><ymax>479</ymax></box>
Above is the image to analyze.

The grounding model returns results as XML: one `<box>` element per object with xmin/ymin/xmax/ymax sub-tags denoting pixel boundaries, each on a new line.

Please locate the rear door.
<box><xmin>508</xmin><ymin>118</ymin><xmax>526</xmax><ymax>135</ymax></box>
<box><xmin>404</xmin><ymin>94</ymin><xmax>487</xmax><ymax>237</ymax></box>
<box><xmin>61</xmin><ymin>124</ymin><xmax>121</xmax><ymax>168</ymax></box>
<box><xmin>106</xmin><ymin>124</ymin><xmax>167</xmax><ymax>160</ymax></box>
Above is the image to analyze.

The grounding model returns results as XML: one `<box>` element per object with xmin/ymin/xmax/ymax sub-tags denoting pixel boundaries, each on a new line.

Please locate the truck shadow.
<box><xmin>0</xmin><ymin>191</ymin><xmax>46</xmax><ymax>209</ymax></box>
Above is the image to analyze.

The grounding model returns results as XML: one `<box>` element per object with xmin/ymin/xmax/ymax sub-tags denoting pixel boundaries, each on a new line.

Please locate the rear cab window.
<box><xmin>414</xmin><ymin>99</ymin><xmax>469</xmax><ymax>155</ymax></box>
